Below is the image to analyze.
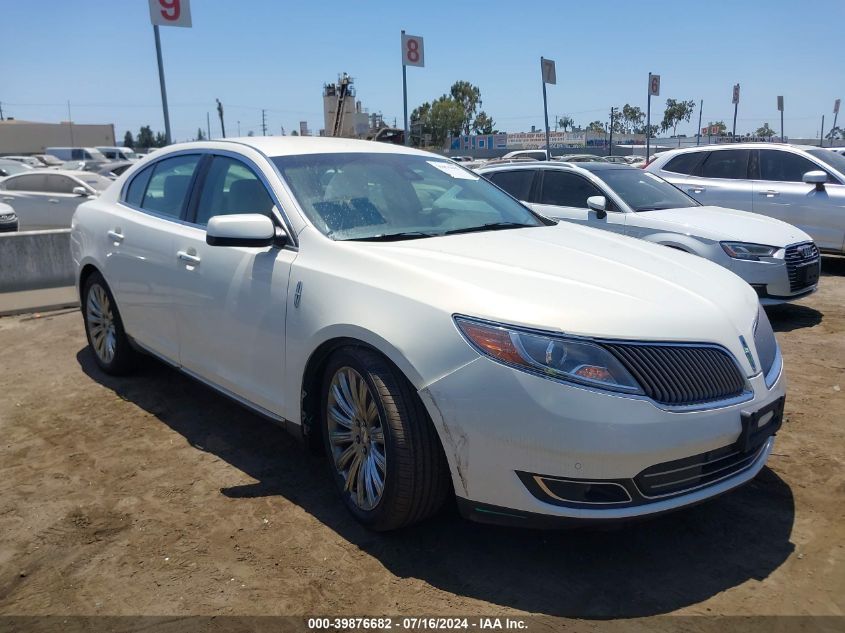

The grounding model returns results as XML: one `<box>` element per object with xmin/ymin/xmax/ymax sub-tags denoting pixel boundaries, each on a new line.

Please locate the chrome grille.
<box><xmin>635</xmin><ymin>442</ymin><xmax>766</xmax><ymax>497</ymax></box>
<box><xmin>601</xmin><ymin>343</ymin><xmax>746</xmax><ymax>406</ymax></box>
<box><xmin>753</xmin><ymin>305</ymin><xmax>777</xmax><ymax>377</ymax></box>
<box><xmin>785</xmin><ymin>242</ymin><xmax>820</xmax><ymax>292</ymax></box>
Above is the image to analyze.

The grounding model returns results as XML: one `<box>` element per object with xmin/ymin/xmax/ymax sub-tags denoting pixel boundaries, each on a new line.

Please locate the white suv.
<box><xmin>646</xmin><ymin>143</ymin><xmax>845</xmax><ymax>254</ymax></box>
<box><xmin>71</xmin><ymin>138</ymin><xmax>785</xmax><ymax>530</ymax></box>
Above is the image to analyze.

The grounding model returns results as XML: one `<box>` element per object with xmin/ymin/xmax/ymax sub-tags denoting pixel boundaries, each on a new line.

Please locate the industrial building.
<box><xmin>0</xmin><ymin>119</ymin><xmax>115</xmax><ymax>155</ymax></box>
<box><xmin>322</xmin><ymin>73</ymin><xmax>374</xmax><ymax>138</ymax></box>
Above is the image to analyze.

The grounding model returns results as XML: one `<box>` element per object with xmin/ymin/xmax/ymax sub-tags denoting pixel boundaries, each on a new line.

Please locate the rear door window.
<box><xmin>539</xmin><ymin>170</ymin><xmax>603</xmax><ymax>208</ymax></box>
<box><xmin>45</xmin><ymin>175</ymin><xmax>78</xmax><ymax>194</ymax></box>
<box><xmin>699</xmin><ymin>150</ymin><xmax>750</xmax><ymax>179</ymax></box>
<box><xmin>140</xmin><ymin>154</ymin><xmax>201</xmax><ymax>219</ymax></box>
<box><xmin>487</xmin><ymin>170</ymin><xmax>537</xmax><ymax>201</ymax></box>
<box><xmin>3</xmin><ymin>174</ymin><xmax>48</xmax><ymax>192</ymax></box>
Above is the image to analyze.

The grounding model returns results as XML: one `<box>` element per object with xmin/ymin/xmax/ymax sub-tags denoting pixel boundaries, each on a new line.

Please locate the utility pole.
<box><xmin>206</xmin><ymin>112</ymin><xmax>211</xmax><ymax>140</ymax></box>
<box><xmin>732</xmin><ymin>84</ymin><xmax>740</xmax><ymax>141</ymax></box>
<box><xmin>237</xmin><ymin>120</ymin><xmax>241</xmax><ymax>136</ymax></box>
<box><xmin>216</xmin><ymin>99</ymin><xmax>226</xmax><ymax>138</ymax></box>
<box><xmin>696</xmin><ymin>100</ymin><xmax>703</xmax><ymax>146</ymax></box>
<box><xmin>0</xmin><ymin>101</ymin><xmax>4</xmax><ymax>121</ymax></box>
<box><xmin>608</xmin><ymin>107</ymin><xmax>614</xmax><ymax>156</ymax></box>
<box><xmin>261</xmin><ymin>109</ymin><xmax>267</xmax><ymax>136</ymax></box>
<box><xmin>67</xmin><ymin>101</ymin><xmax>75</xmax><ymax>146</ymax></box>
<box><xmin>540</xmin><ymin>57</ymin><xmax>555</xmax><ymax>160</ymax></box>
<box><xmin>820</xmin><ymin>115</ymin><xmax>825</xmax><ymax>147</ymax></box>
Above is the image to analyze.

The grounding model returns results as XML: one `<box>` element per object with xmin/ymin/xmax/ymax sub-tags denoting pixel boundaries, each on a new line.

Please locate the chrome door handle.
<box><xmin>1</xmin><ymin>197</ymin><xmax>13</xmax><ymax>202</ymax></box>
<box><xmin>48</xmin><ymin>198</ymin><xmax>59</xmax><ymax>204</ymax></box>
<box><xmin>107</xmin><ymin>230</ymin><xmax>124</xmax><ymax>242</ymax></box>
<box><xmin>687</xmin><ymin>187</ymin><xmax>706</xmax><ymax>194</ymax></box>
<box><xmin>759</xmin><ymin>190</ymin><xmax>780</xmax><ymax>197</ymax></box>
<box><xmin>177</xmin><ymin>251</ymin><xmax>201</xmax><ymax>265</ymax></box>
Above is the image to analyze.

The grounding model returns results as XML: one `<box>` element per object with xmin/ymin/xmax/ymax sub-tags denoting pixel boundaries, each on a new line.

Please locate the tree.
<box><xmin>291</xmin><ymin>130</ymin><xmax>299</xmax><ymax>136</ymax></box>
<box><xmin>123</xmin><ymin>131</ymin><xmax>135</xmax><ymax>149</ymax></box>
<box><xmin>756</xmin><ymin>123</ymin><xmax>776</xmax><ymax>138</ymax></box>
<box><xmin>136</xmin><ymin>125</ymin><xmax>155</xmax><ymax>149</ymax></box>
<box><xmin>472</xmin><ymin>111</ymin><xmax>496</xmax><ymax>135</ymax></box>
<box><xmin>707</xmin><ymin>121</ymin><xmax>727</xmax><ymax>135</ymax></box>
<box><xmin>587</xmin><ymin>120</ymin><xmax>606</xmax><ymax>133</ymax></box>
<box><xmin>196</xmin><ymin>128</ymin><xmax>206</xmax><ymax>141</ymax></box>
<box><xmin>429</xmin><ymin>95</ymin><xmax>465</xmax><ymax>146</ymax></box>
<box><xmin>825</xmin><ymin>126</ymin><xmax>843</xmax><ymax>140</ymax></box>
<box><xmin>410</xmin><ymin>101</ymin><xmax>433</xmax><ymax>147</ymax></box>
<box><xmin>449</xmin><ymin>80</ymin><xmax>482</xmax><ymax>136</ymax></box>
<box><xmin>610</xmin><ymin>108</ymin><xmax>624</xmax><ymax>134</ymax></box>
<box><xmin>621</xmin><ymin>104</ymin><xmax>645</xmax><ymax>135</ymax></box>
<box><xmin>660</xmin><ymin>99</ymin><xmax>696</xmax><ymax>136</ymax></box>
<box><xmin>558</xmin><ymin>115</ymin><xmax>574</xmax><ymax>132</ymax></box>
<box><xmin>154</xmin><ymin>132</ymin><xmax>167</xmax><ymax>147</ymax></box>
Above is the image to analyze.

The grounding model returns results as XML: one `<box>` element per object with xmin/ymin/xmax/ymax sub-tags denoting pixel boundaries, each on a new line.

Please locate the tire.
<box><xmin>81</xmin><ymin>271</ymin><xmax>138</xmax><ymax>375</ymax></box>
<box><xmin>321</xmin><ymin>346</ymin><xmax>450</xmax><ymax>531</ymax></box>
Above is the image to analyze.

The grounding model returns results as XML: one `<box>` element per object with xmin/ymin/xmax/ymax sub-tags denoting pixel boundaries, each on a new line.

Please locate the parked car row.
<box><xmin>72</xmin><ymin>137</ymin><xmax>790</xmax><ymax>532</ymax></box>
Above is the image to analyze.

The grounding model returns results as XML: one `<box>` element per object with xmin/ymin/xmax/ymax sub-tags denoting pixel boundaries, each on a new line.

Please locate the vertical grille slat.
<box><xmin>785</xmin><ymin>242</ymin><xmax>820</xmax><ymax>292</ymax></box>
<box><xmin>602</xmin><ymin>342</ymin><xmax>746</xmax><ymax>406</ymax></box>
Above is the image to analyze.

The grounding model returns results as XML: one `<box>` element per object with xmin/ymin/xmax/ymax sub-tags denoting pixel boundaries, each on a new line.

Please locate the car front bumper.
<box><xmin>420</xmin><ymin>353</ymin><xmax>785</xmax><ymax>525</ymax></box>
<box><xmin>0</xmin><ymin>219</ymin><xmax>18</xmax><ymax>233</ymax></box>
<box><xmin>728</xmin><ymin>256</ymin><xmax>820</xmax><ymax>305</ymax></box>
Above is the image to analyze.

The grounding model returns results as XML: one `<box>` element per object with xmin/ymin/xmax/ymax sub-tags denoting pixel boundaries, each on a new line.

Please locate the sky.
<box><xmin>3</xmin><ymin>0</ymin><xmax>844</xmax><ymax>143</ymax></box>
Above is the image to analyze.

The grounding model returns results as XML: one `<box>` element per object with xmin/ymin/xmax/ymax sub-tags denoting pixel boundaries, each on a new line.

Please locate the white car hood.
<box><xmin>638</xmin><ymin>205</ymin><xmax>811</xmax><ymax>246</ymax></box>
<box><xmin>336</xmin><ymin>223</ymin><xmax>760</xmax><ymax>361</ymax></box>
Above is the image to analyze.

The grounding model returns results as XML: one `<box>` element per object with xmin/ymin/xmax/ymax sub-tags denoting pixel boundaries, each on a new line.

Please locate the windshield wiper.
<box><xmin>444</xmin><ymin>222</ymin><xmax>535</xmax><ymax>236</ymax></box>
<box><xmin>344</xmin><ymin>231</ymin><xmax>440</xmax><ymax>242</ymax></box>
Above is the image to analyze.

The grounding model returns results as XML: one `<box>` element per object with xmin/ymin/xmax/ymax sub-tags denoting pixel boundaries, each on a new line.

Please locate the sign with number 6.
<box><xmin>149</xmin><ymin>0</ymin><xmax>192</xmax><ymax>28</ymax></box>
<box><xmin>648</xmin><ymin>74</ymin><xmax>660</xmax><ymax>97</ymax></box>
<box><xmin>401</xmin><ymin>33</ymin><xmax>424</xmax><ymax>68</ymax></box>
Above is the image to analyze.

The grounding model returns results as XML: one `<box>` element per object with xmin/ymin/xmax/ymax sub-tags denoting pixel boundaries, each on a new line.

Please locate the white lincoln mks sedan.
<box><xmin>71</xmin><ymin>138</ymin><xmax>786</xmax><ymax>530</ymax></box>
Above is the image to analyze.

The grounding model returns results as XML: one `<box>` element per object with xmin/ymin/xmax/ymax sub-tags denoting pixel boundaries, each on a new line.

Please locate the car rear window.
<box><xmin>663</xmin><ymin>152</ymin><xmax>704</xmax><ymax>175</ymax></box>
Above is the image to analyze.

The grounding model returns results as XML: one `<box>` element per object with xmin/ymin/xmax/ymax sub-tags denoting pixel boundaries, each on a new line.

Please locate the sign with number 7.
<box><xmin>149</xmin><ymin>0</ymin><xmax>192</xmax><ymax>28</ymax></box>
<box><xmin>401</xmin><ymin>33</ymin><xmax>425</xmax><ymax>68</ymax></box>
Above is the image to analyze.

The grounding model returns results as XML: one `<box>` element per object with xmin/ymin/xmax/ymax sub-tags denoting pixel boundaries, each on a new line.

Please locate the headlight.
<box><xmin>0</xmin><ymin>213</ymin><xmax>15</xmax><ymax>221</ymax></box>
<box><xmin>454</xmin><ymin>316</ymin><xmax>643</xmax><ymax>394</ymax></box>
<box><xmin>721</xmin><ymin>242</ymin><xmax>779</xmax><ymax>261</ymax></box>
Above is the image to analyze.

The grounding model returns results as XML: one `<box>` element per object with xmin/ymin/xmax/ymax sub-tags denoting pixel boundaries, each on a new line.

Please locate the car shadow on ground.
<box><xmin>821</xmin><ymin>255</ymin><xmax>845</xmax><ymax>277</ymax></box>
<box><xmin>765</xmin><ymin>303</ymin><xmax>823</xmax><ymax>332</ymax></box>
<box><xmin>77</xmin><ymin>348</ymin><xmax>796</xmax><ymax>619</ymax></box>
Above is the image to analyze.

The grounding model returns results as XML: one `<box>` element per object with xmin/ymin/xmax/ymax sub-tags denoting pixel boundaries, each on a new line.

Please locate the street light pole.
<box><xmin>696</xmin><ymin>99</ymin><xmax>703</xmax><ymax>146</ymax></box>
<box><xmin>608</xmin><ymin>107</ymin><xmax>614</xmax><ymax>156</ymax></box>
<box><xmin>153</xmin><ymin>25</ymin><xmax>172</xmax><ymax>145</ymax></box>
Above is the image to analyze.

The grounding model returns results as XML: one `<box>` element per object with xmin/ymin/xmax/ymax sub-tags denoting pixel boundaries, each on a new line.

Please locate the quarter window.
<box><xmin>540</xmin><ymin>171</ymin><xmax>602</xmax><ymax>208</ymax></box>
<box><xmin>663</xmin><ymin>152</ymin><xmax>704</xmax><ymax>175</ymax></box>
<box><xmin>759</xmin><ymin>150</ymin><xmax>825</xmax><ymax>183</ymax></box>
<box><xmin>195</xmin><ymin>156</ymin><xmax>274</xmax><ymax>225</ymax></box>
<box><xmin>699</xmin><ymin>150</ymin><xmax>750</xmax><ymax>179</ymax></box>
<box><xmin>487</xmin><ymin>170</ymin><xmax>536</xmax><ymax>201</ymax></box>
<box><xmin>140</xmin><ymin>154</ymin><xmax>201</xmax><ymax>219</ymax></box>
<box><xmin>125</xmin><ymin>165</ymin><xmax>154</xmax><ymax>207</ymax></box>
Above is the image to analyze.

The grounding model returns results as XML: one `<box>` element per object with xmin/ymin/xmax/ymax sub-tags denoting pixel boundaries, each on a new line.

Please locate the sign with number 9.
<box><xmin>401</xmin><ymin>33</ymin><xmax>425</xmax><ymax>68</ymax></box>
<box><xmin>149</xmin><ymin>0</ymin><xmax>192</xmax><ymax>28</ymax></box>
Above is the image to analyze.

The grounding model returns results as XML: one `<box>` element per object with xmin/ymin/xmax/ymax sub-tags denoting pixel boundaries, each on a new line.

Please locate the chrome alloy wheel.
<box><xmin>326</xmin><ymin>367</ymin><xmax>387</xmax><ymax>511</ymax></box>
<box><xmin>86</xmin><ymin>283</ymin><xmax>117</xmax><ymax>364</ymax></box>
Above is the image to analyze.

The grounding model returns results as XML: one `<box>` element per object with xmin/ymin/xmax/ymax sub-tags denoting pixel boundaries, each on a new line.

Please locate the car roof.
<box><xmin>167</xmin><ymin>136</ymin><xmax>435</xmax><ymax>159</ymax></box>
<box><xmin>477</xmin><ymin>161</ymin><xmax>634</xmax><ymax>174</ymax></box>
<box><xmin>661</xmin><ymin>142</ymin><xmax>817</xmax><ymax>154</ymax></box>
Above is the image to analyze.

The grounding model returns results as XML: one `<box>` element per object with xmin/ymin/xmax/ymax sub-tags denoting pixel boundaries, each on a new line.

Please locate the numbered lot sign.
<box><xmin>149</xmin><ymin>0</ymin><xmax>192</xmax><ymax>28</ymax></box>
<box><xmin>401</xmin><ymin>33</ymin><xmax>425</xmax><ymax>67</ymax></box>
<box><xmin>732</xmin><ymin>84</ymin><xmax>741</xmax><ymax>105</ymax></box>
<box><xmin>649</xmin><ymin>74</ymin><xmax>660</xmax><ymax>97</ymax></box>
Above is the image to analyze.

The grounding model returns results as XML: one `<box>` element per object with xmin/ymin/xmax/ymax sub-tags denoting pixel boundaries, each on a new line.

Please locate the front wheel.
<box><xmin>321</xmin><ymin>347</ymin><xmax>449</xmax><ymax>530</ymax></box>
<box><xmin>81</xmin><ymin>272</ymin><xmax>138</xmax><ymax>375</ymax></box>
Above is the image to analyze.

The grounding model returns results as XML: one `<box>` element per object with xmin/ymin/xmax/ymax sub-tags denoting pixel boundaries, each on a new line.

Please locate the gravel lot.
<box><xmin>0</xmin><ymin>259</ymin><xmax>843</xmax><ymax>627</ymax></box>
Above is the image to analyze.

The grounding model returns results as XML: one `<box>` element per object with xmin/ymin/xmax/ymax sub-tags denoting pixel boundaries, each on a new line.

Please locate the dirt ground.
<box><xmin>0</xmin><ymin>259</ymin><xmax>843</xmax><ymax>629</ymax></box>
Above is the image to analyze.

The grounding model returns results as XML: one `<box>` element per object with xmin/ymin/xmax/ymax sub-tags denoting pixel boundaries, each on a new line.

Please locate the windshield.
<box><xmin>806</xmin><ymin>149</ymin><xmax>845</xmax><ymax>179</ymax></box>
<box><xmin>78</xmin><ymin>174</ymin><xmax>113</xmax><ymax>192</ymax></box>
<box><xmin>271</xmin><ymin>152</ymin><xmax>549</xmax><ymax>240</ymax></box>
<box><xmin>593</xmin><ymin>169</ymin><xmax>699</xmax><ymax>211</ymax></box>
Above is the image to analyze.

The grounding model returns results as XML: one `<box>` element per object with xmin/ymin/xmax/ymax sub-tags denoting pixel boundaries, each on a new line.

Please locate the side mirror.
<box><xmin>206</xmin><ymin>213</ymin><xmax>277</xmax><ymax>247</ymax></box>
<box><xmin>587</xmin><ymin>195</ymin><xmax>608</xmax><ymax>219</ymax></box>
<box><xmin>72</xmin><ymin>186</ymin><xmax>91</xmax><ymax>197</ymax></box>
<box><xmin>803</xmin><ymin>170</ymin><xmax>827</xmax><ymax>191</ymax></box>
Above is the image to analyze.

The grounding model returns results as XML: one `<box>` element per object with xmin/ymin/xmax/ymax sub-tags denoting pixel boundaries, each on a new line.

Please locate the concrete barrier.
<box><xmin>0</xmin><ymin>229</ymin><xmax>75</xmax><ymax>293</ymax></box>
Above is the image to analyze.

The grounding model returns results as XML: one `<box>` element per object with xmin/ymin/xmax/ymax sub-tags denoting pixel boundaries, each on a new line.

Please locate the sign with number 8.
<box><xmin>401</xmin><ymin>33</ymin><xmax>425</xmax><ymax>68</ymax></box>
<box><xmin>149</xmin><ymin>0</ymin><xmax>192</xmax><ymax>28</ymax></box>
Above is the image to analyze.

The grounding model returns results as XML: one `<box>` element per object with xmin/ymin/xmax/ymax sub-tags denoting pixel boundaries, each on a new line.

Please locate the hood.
<box><xmin>333</xmin><ymin>223</ymin><xmax>760</xmax><ymax>370</ymax></box>
<box><xmin>639</xmin><ymin>205</ymin><xmax>811</xmax><ymax>246</ymax></box>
